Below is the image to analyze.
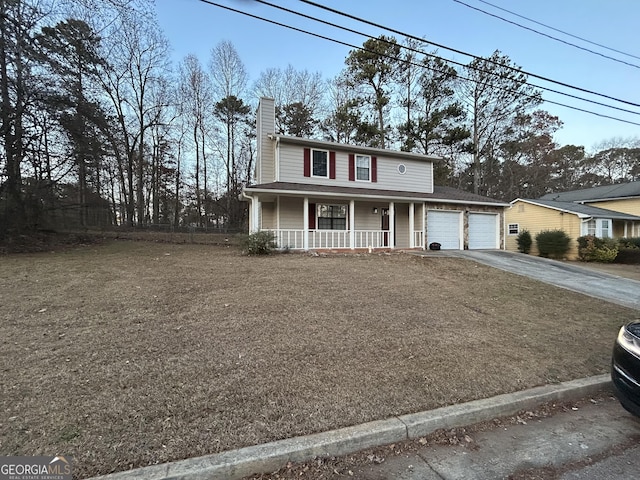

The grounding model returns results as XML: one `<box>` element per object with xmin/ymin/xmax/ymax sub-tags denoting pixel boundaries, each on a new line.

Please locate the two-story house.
<box><xmin>242</xmin><ymin>97</ymin><xmax>508</xmax><ymax>251</ymax></box>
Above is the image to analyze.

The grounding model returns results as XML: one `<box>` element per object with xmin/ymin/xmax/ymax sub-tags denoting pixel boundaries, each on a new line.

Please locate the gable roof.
<box><xmin>512</xmin><ymin>198</ymin><xmax>640</xmax><ymax>221</ymax></box>
<box><xmin>539</xmin><ymin>181</ymin><xmax>640</xmax><ymax>202</ymax></box>
<box><xmin>245</xmin><ymin>182</ymin><xmax>509</xmax><ymax>206</ymax></box>
<box><xmin>271</xmin><ymin>134</ymin><xmax>442</xmax><ymax>163</ymax></box>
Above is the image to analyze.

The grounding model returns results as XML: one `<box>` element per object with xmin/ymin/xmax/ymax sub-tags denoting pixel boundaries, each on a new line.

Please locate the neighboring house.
<box><xmin>242</xmin><ymin>97</ymin><xmax>508</xmax><ymax>251</ymax></box>
<box><xmin>505</xmin><ymin>198</ymin><xmax>640</xmax><ymax>259</ymax></box>
<box><xmin>540</xmin><ymin>182</ymin><xmax>640</xmax><ymax>237</ymax></box>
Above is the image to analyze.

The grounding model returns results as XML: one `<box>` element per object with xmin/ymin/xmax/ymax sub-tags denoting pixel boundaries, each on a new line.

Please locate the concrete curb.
<box><xmin>91</xmin><ymin>375</ymin><xmax>611</xmax><ymax>480</ymax></box>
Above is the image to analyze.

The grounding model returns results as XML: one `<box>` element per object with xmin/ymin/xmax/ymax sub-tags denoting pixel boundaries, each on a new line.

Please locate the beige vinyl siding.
<box><xmin>261</xmin><ymin>202</ymin><xmax>276</xmax><ymax>229</ymax></box>
<box><xmin>395</xmin><ymin>203</ymin><xmax>410</xmax><ymax>248</ymax></box>
<box><xmin>354</xmin><ymin>202</ymin><xmax>382</xmax><ymax>230</ymax></box>
<box><xmin>278</xmin><ymin>197</ymin><xmax>304</xmax><ymax>229</ymax></box>
<box><xmin>257</xmin><ymin>100</ymin><xmax>276</xmax><ymax>183</ymax></box>
<box><xmin>277</xmin><ymin>143</ymin><xmax>433</xmax><ymax>193</ymax></box>
<box><xmin>505</xmin><ymin>200</ymin><xmax>582</xmax><ymax>259</ymax></box>
<box><xmin>585</xmin><ymin>198</ymin><xmax>640</xmax><ymax>216</ymax></box>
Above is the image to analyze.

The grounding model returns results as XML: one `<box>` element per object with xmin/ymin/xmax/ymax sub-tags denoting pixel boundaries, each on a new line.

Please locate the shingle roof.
<box><xmin>516</xmin><ymin>198</ymin><xmax>640</xmax><ymax>221</ymax></box>
<box><xmin>539</xmin><ymin>181</ymin><xmax>640</xmax><ymax>202</ymax></box>
<box><xmin>244</xmin><ymin>182</ymin><xmax>508</xmax><ymax>206</ymax></box>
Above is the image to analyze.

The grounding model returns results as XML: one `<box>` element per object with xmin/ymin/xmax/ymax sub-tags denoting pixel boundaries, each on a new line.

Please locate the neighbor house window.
<box><xmin>356</xmin><ymin>155</ymin><xmax>370</xmax><ymax>181</ymax></box>
<box><xmin>508</xmin><ymin>223</ymin><xmax>519</xmax><ymax>235</ymax></box>
<box><xmin>317</xmin><ymin>204</ymin><xmax>347</xmax><ymax>230</ymax></box>
<box><xmin>312</xmin><ymin>150</ymin><xmax>328</xmax><ymax>177</ymax></box>
<box><xmin>586</xmin><ymin>219</ymin><xmax>596</xmax><ymax>236</ymax></box>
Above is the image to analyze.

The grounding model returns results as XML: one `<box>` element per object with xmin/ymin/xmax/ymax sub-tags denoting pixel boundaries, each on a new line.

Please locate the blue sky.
<box><xmin>155</xmin><ymin>0</ymin><xmax>640</xmax><ymax>150</ymax></box>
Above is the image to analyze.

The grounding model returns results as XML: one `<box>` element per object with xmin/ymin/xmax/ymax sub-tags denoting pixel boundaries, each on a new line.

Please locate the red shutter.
<box><xmin>308</xmin><ymin>203</ymin><xmax>316</xmax><ymax>229</ymax></box>
<box><xmin>329</xmin><ymin>151</ymin><xmax>336</xmax><ymax>179</ymax></box>
<box><xmin>303</xmin><ymin>148</ymin><xmax>311</xmax><ymax>177</ymax></box>
<box><xmin>371</xmin><ymin>156</ymin><xmax>377</xmax><ymax>182</ymax></box>
<box><xmin>348</xmin><ymin>154</ymin><xmax>355</xmax><ymax>181</ymax></box>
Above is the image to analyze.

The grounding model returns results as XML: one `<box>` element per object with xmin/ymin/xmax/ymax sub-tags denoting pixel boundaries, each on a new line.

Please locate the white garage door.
<box><xmin>427</xmin><ymin>210</ymin><xmax>462</xmax><ymax>250</ymax></box>
<box><xmin>468</xmin><ymin>213</ymin><xmax>498</xmax><ymax>249</ymax></box>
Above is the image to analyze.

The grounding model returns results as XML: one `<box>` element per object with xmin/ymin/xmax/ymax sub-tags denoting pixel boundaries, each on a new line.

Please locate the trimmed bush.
<box><xmin>535</xmin><ymin>229</ymin><xmax>571</xmax><ymax>259</ymax></box>
<box><xmin>241</xmin><ymin>231</ymin><xmax>276</xmax><ymax>255</ymax></box>
<box><xmin>615</xmin><ymin>238</ymin><xmax>640</xmax><ymax>264</ymax></box>
<box><xmin>516</xmin><ymin>229</ymin><xmax>532</xmax><ymax>254</ymax></box>
<box><xmin>577</xmin><ymin>235</ymin><xmax>618</xmax><ymax>263</ymax></box>
<box><xmin>619</xmin><ymin>237</ymin><xmax>640</xmax><ymax>249</ymax></box>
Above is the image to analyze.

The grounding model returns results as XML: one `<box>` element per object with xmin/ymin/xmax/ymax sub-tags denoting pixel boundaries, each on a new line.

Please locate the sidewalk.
<box><xmin>91</xmin><ymin>376</ymin><xmax>612</xmax><ymax>480</ymax></box>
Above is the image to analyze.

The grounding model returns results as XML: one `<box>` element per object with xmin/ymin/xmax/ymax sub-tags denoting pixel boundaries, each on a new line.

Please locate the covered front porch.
<box><xmin>246</xmin><ymin>193</ymin><xmax>425</xmax><ymax>250</ymax></box>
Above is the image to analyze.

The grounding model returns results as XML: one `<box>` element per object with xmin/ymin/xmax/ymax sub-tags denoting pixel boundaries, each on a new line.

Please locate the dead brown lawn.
<box><xmin>0</xmin><ymin>241</ymin><xmax>636</xmax><ymax>478</ymax></box>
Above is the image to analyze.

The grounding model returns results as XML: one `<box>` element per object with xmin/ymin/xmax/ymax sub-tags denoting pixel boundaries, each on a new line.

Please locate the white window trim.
<box><xmin>316</xmin><ymin>203</ymin><xmax>348</xmax><ymax>230</ymax></box>
<box><xmin>507</xmin><ymin>223</ymin><xmax>519</xmax><ymax>235</ymax></box>
<box><xmin>311</xmin><ymin>149</ymin><xmax>329</xmax><ymax>178</ymax></box>
<box><xmin>355</xmin><ymin>154</ymin><xmax>371</xmax><ymax>182</ymax></box>
<box><xmin>581</xmin><ymin>218</ymin><xmax>612</xmax><ymax>238</ymax></box>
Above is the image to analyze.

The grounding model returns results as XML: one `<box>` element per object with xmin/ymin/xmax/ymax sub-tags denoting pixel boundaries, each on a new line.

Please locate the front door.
<box><xmin>381</xmin><ymin>208</ymin><xmax>392</xmax><ymax>247</ymax></box>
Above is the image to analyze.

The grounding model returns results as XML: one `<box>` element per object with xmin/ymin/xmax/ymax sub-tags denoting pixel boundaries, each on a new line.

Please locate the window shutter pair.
<box><xmin>303</xmin><ymin>148</ymin><xmax>335</xmax><ymax>179</ymax></box>
<box><xmin>348</xmin><ymin>154</ymin><xmax>377</xmax><ymax>182</ymax></box>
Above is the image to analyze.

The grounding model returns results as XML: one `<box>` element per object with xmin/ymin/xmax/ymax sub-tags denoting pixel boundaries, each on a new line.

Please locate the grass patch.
<box><xmin>0</xmin><ymin>241</ymin><xmax>635</xmax><ymax>477</ymax></box>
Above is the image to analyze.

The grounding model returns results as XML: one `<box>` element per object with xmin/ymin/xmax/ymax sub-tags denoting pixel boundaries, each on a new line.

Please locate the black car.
<box><xmin>612</xmin><ymin>321</ymin><xmax>640</xmax><ymax>417</ymax></box>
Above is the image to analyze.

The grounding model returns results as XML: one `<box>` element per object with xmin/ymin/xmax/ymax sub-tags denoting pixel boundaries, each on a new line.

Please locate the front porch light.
<box><xmin>372</xmin><ymin>207</ymin><xmax>378</xmax><ymax>214</ymax></box>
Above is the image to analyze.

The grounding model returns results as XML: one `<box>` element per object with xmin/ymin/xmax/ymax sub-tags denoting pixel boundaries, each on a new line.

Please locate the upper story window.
<box><xmin>312</xmin><ymin>150</ymin><xmax>328</xmax><ymax>177</ymax></box>
<box><xmin>356</xmin><ymin>155</ymin><xmax>371</xmax><ymax>181</ymax></box>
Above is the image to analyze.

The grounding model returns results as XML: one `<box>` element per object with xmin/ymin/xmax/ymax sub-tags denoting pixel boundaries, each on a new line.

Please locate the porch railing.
<box><xmin>268</xmin><ymin>229</ymin><xmax>396</xmax><ymax>250</ymax></box>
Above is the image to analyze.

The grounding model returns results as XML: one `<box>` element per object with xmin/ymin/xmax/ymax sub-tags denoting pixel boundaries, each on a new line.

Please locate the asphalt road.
<box><xmin>450</xmin><ymin>250</ymin><xmax>640</xmax><ymax>311</ymax></box>
<box><xmin>354</xmin><ymin>394</ymin><xmax>640</xmax><ymax>479</ymax></box>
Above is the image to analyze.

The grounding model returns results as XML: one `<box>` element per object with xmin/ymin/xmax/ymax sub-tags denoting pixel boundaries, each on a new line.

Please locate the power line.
<box><xmin>195</xmin><ymin>0</ymin><xmax>640</xmax><ymax>127</ymax></box>
<box><xmin>254</xmin><ymin>0</ymin><xmax>640</xmax><ymax>119</ymax></box>
<box><xmin>474</xmin><ymin>0</ymin><xmax>640</xmax><ymax>62</ymax></box>
<box><xmin>298</xmin><ymin>0</ymin><xmax>640</xmax><ymax>109</ymax></box>
<box><xmin>452</xmin><ymin>0</ymin><xmax>640</xmax><ymax>70</ymax></box>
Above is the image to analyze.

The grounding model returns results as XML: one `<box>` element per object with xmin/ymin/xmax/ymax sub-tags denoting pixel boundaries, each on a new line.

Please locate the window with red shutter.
<box><xmin>303</xmin><ymin>148</ymin><xmax>311</xmax><ymax>177</ymax></box>
<box><xmin>348</xmin><ymin>154</ymin><xmax>355</xmax><ymax>181</ymax></box>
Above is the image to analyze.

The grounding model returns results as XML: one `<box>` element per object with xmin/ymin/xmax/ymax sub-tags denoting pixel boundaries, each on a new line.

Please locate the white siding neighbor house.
<box><xmin>242</xmin><ymin>97</ymin><xmax>508</xmax><ymax>251</ymax></box>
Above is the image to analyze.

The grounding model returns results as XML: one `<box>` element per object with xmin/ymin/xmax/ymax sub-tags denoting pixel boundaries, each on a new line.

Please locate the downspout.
<box><xmin>241</xmin><ymin>190</ymin><xmax>255</xmax><ymax>233</ymax></box>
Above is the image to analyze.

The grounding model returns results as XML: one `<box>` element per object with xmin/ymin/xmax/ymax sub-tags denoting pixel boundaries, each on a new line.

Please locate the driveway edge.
<box><xmin>90</xmin><ymin>375</ymin><xmax>611</xmax><ymax>480</ymax></box>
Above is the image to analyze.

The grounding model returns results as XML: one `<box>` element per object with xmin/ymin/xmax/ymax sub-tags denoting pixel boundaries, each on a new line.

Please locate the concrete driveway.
<box><xmin>449</xmin><ymin>250</ymin><xmax>640</xmax><ymax>311</ymax></box>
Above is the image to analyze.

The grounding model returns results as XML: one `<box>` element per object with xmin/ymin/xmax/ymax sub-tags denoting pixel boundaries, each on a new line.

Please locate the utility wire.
<box><xmin>197</xmin><ymin>0</ymin><xmax>640</xmax><ymax>127</ymax></box>
<box><xmin>255</xmin><ymin>0</ymin><xmax>640</xmax><ymax>118</ymax></box>
<box><xmin>452</xmin><ymin>0</ymin><xmax>640</xmax><ymax>70</ymax></box>
<box><xmin>298</xmin><ymin>0</ymin><xmax>640</xmax><ymax>109</ymax></box>
<box><xmin>475</xmin><ymin>0</ymin><xmax>640</xmax><ymax>62</ymax></box>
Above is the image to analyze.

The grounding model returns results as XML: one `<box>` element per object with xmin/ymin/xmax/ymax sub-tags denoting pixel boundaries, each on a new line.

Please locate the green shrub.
<box><xmin>615</xmin><ymin>247</ymin><xmax>640</xmax><ymax>264</ymax></box>
<box><xmin>241</xmin><ymin>231</ymin><xmax>276</xmax><ymax>255</ymax></box>
<box><xmin>535</xmin><ymin>229</ymin><xmax>571</xmax><ymax>259</ymax></box>
<box><xmin>618</xmin><ymin>237</ymin><xmax>640</xmax><ymax>249</ymax></box>
<box><xmin>577</xmin><ymin>235</ymin><xmax>618</xmax><ymax>262</ymax></box>
<box><xmin>516</xmin><ymin>229</ymin><xmax>532</xmax><ymax>254</ymax></box>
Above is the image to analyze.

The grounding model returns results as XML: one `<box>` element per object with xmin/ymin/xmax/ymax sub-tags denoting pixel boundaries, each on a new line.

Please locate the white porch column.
<box><xmin>250</xmin><ymin>195</ymin><xmax>260</xmax><ymax>233</ymax></box>
<box><xmin>624</xmin><ymin>221</ymin><xmax>628</xmax><ymax>237</ymax></box>
<box><xmin>421</xmin><ymin>203</ymin><xmax>426</xmax><ymax>250</ymax></box>
<box><xmin>349</xmin><ymin>200</ymin><xmax>355</xmax><ymax>250</ymax></box>
<box><xmin>303</xmin><ymin>197</ymin><xmax>309</xmax><ymax>250</ymax></box>
<box><xmin>389</xmin><ymin>201</ymin><xmax>395</xmax><ymax>249</ymax></box>
<box><xmin>409</xmin><ymin>202</ymin><xmax>415</xmax><ymax>248</ymax></box>
<box><xmin>276</xmin><ymin>195</ymin><xmax>280</xmax><ymax>230</ymax></box>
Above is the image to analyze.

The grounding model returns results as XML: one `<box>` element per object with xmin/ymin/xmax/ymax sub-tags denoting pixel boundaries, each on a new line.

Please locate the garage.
<box><xmin>468</xmin><ymin>213</ymin><xmax>498</xmax><ymax>249</ymax></box>
<box><xmin>427</xmin><ymin>210</ymin><xmax>462</xmax><ymax>249</ymax></box>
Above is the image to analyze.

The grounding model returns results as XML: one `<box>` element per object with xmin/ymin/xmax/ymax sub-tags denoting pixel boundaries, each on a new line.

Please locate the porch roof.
<box><xmin>243</xmin><ymin>182</ymin><xmax>509</xmax><ymax>207</ymax></box>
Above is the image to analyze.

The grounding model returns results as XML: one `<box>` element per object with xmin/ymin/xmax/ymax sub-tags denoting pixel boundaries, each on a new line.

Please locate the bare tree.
<box><xmin>178</xmin><ymin>54</ymin><xmax>213</xmax><ymax>226</ymax></box>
